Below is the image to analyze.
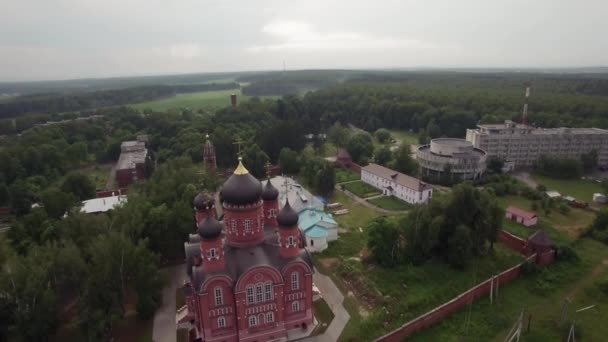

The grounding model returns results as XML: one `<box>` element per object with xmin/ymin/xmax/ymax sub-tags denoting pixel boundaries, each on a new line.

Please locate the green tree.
<box><xmin>447</xmin><ymin>225</ymin><xmax>473</xmax><ymax>269</ymax></box>
<box><xmin>581</xmin><ymin>149</ymin><xmax>598</xmax><ymax>172</ymax></box>
<box><xmin>242</xmin><ymin>144</ymin><xmax>270</xmax><ymax>178</ymax></box>
<box><xmin>0</xmin><ymin>183</ymin><xmax>8</xmax><ymax>206</ymax></box>
<box><xmin>418</xmin><ymin>129</ymin><xmax>430</xmax><ymax>145</ymax></box>
<box><xmin>374</xmin><ymin>128</ymin><xmax>391</xmax><ymax>144</ymax></box>
<box><xmin>278</xmin><ymin>147</ymin><xmax>301</xmax><ymax>174</ymax></box>
<box><xmin>487</xmin><ymin>157</ymin><xmax>504</xmax><ymax>174</ymax></box>
<box><xmin>327</xmin><ymin>123</ymin><xmax>350</xmax><ymax>147</ymax></box>
<box><xmin>61</xmin><ymin>172</ymin><xmax>96</xmax><ymax>201</ymax></box>
<box><xmin>374</xmin><ymin>146</ymin><xmax>392</xmax><ymax>166</ymax></box>
<box><xmin>391</xmin><ymin>144</ymin><xmax>418</xmax><ymax>175</ymax></box>
<box><xmin>346</xmin><ymin>132</ymin><xmax>374</xmax><ymax>165</ymax></box>
<box><xmin>316</xmin><ymin>162</ymin><xmax>336</xmax><ymax>196</ymax></box>
<box><xmin>367</xmin><ymin>217</ymin><xmax>401</xmax><ymax>267</ymax></box>
<box><xmin>40</xmin><ymin>188</ymin><xmax>76</xmax><ymax>219</ymax></box>
<box><xmin>8</xmin><ymin>181</ymin><xmax>32</xmax><ymax>216</ymax></box>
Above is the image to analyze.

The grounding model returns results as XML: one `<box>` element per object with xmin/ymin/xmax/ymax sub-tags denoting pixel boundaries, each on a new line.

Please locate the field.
<box><xmin>341</xmin><ymin>181</ymin><xmax>381</xmax><ymax>198</ymax></box>
<box><xmin>129</xmin><ymin>89</ymin><xmax>278</xmax><ymax>112</ymax></box>
<box><xmin>388</xmin><ymin>130</ymin><xmax>419</xmax><ymax>146</ymax></box>
<box><xmin>409</xmin><ymin>238</ymin><xmax>608</xmax><ymax>342</ymax></box>
<box><xmin>367</xmin><ymin>196</ymin><xmax>412</xmax><ymax>211</ymax></box>
<box><xmin>532</xmin><ymin>174</ymin><xmax>603</xmax><ymax>202</ymax></box>
<box><xmin>335</xmin><ymin>168</ymin><xmax>360</xmax><ymax>183</ymax></box>
<box><xmin>312</xmin><ymin>298</ymin><xmax>335</xmax><ymax>335</ymax></box>
<box><xmin>497</xmin><ymin>195</ymin><xmax>595</xmax><ymax>241</ymax></box>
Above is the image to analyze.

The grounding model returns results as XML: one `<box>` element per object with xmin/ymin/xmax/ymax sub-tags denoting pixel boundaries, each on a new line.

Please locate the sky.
<box><xmin>0</xmin><ymin>0</ymin><xmax>607</xmax><ymax>82</ymax></box>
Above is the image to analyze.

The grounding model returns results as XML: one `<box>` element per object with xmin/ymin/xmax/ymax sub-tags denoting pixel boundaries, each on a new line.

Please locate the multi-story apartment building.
<box><xmin>466</xmin><ymin>121</ymin><xmax>608</xmax><ymax>168</ymax></box>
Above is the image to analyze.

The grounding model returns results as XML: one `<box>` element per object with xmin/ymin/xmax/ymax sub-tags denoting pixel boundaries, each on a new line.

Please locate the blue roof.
<box><xmin>305</xmin><ymin>226</ymin><xmax>329</xmax><ymax>238</ymax></box>
<box><xmin>315</xmin><ymin>196</ymin><xmax>328</xmax><ymax>205</ymax></box>
<box><xmin>297</xmin><ymin>208</ymin><xmax>337</xmax><ymax>231</ymax></box>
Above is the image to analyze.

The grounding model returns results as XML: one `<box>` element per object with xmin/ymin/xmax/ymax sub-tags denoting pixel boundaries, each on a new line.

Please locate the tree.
<box><xmin>391</xmin><ymin>144</ymin><xmax>418</xmax><ymax>175</ymax></box>
<box><xmin>8</xmin><ymin>181</ymin><xmax>31</xmax><ymax>216</ymax></box>
<box><xmin>327</xmin><ymin>123</ymin><xmax>350</xmax><ymax>147</ymax></box>
<box><xmin>487</xmin><ymin>157</ymin><xmax>504</xmax><ymax>174</ymax></box>
<box><xmin>367</xmin><ymin>217</ymin><xmax>401</xmax><ymax>267</ymax></box>
<box><xmin>581</xmin><ymin>149</ymin><xmax>598</xmax><ymax>172</ymax></box>
<box><xmin>40</xmin><ymin>188</ymin><xmax>76</xmax><ymax>219</ymax></box>
<box><xmin>316</xmin><ymin>163</ymin><xmax>336</xmax><ymax>196</ymax></box>
<box><xmin>242</xmin><ymin>144</ymin><xmax>270</xmax><ymax>178</ymax></box>
<box><xmin>278</xmin><ymin>148</ymin><xmax>301</xmax><ymax>174</ymax></box>
<box><xmin>374</xmin><ymin>128</ymin><xmax>391</xmax><ymax>144</ymax></box>
<box><xmin>0</xmin><ymin>183</ymin><xmax>9</xmax><ymax>206</ymax></box>
<box><xmin>447</xmin><ymin>225</ymin><xmax>473</xmax><ymax>269</ymax></box>
<box><xmin>418</xmin><ymin>129</ymin><xmax>430</xmax><ymax>145</ymax></box>
<box><xmin>346</xmin><ymin>132</ymin><xmax>374</xmax><ymax>165</ymax></box>
<box><xmin>374</xmin><ymin>146</ymin><xmax>392</xmax><ymax>166</ymax></box>
<box><xmin>426</xmin><ymin>120</ymin><xmax>441</xmax><ymax>139</ymax></box>
<box><xmin>61</xmin><ymin>172</ymin><xmax>96</xmax><ymax>201</ymax></box>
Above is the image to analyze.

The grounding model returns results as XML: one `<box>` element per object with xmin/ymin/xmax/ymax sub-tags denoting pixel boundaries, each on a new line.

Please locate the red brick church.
<box><xmin>178</xmin><ymin>157</ymin><xmax>314</xmax><ymax>342</ymax></box>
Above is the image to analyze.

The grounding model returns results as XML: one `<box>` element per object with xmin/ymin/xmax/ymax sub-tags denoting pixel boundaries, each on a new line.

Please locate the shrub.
<box><xmin>559</xmin><ymin>203</ymin><xmax>571</xmax><ymax>215</ymax></box>
<box><xmin>536</xmin><ymin>184</ymin><xmax>547</xmax><ymax>192</ymax></box>
<box><xmin>556</xmin><ymin>245</ymin><xmax>578</xmax><ymax>262</ymax></box>
<box><xmin>521</xmin><ymin>260</ymin><xmax>540</xmax><ymax>276</ymax></box>
<box><xmin>597</xmin><ymin>277</ymin><xmax>608</xmax><ymax>295</ymax></box>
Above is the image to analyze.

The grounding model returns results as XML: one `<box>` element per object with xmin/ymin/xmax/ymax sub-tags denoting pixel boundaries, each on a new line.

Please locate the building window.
<box><xmin>244</xmin><ymin>219</ymin><xmax>252</xmax><ymax>233</ymax></box>
<box><xmin>230</xmin><ymin>219</ymin><xmax>237</xmax><ymax>233</ymax></box>
<box><xmin>266</xmin><ymin>312</ymin><xmax>274</xmax><ymax>323</ymax></box>
<box><xmin>291</xmin><ymin>272</ymin><xmax>299</xmax><ymax>290</ymax></box>
<box><xmin>292</xmin><ymin>301</ymin><xmax>300</xmax><ymax>312</ymax></box>
<box><xmin>264</xmin><ymin>282</ymin><xmax>272</xmax><ymax>301</ymax></box>
<box><xmin>287</xmin><ymin>236</ymin><xmax>295</xmax><ymax>247</ymax></box>
<box><xmin>218</xmin><ymin>316</ymin><xmax>226</xmax><ymax>328</ymax></box>
<box><xmin>269</xmin><ymin>208</ymin><xmax>277</xmax><ymax>218</ymax></box>
<box><xmin>255</xmin><ymin>283</ymin><xmax>263</xmax><ymax>302</ymax></box>
<box><xmin>248</xmin><ymin>315</ymin><xmax>257</xmax><ymax>327</ymax></box>
<box><xmin>209</xmin><ymin>248</ymin><xmax>217</xmax><ymax>259</ymax></box>
<box><xmin>214</xmin><ymin>287</ymin><xmax>223</xmax><ymax>306</ymax></box>
<box><xmin>246</xmin><ymin>286</ymin><xmax>254</xmax><ymax>304</ymax></box>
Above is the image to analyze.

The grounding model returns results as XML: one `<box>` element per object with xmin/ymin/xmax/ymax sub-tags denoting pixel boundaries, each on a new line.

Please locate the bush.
<box><xmin>536</xmin><ymin>184</ymin><xmax>547</xmax><ymax>192</ymax></box>
<box><xmin>597</xmin><ymin>277</ymin><xmax>608</xmax><ymax>296</ymax></box>
<box><xmin>531</xmin><ymin>201</ymin><xmax>539</xmax><ymax>211</ymax></box>
<box><xmin>559</xmin><ymin>203</ymin><xmax>571</xmax><ymax>215</ymax></box>
<box><xmin>556</xmin><ymin>245</ymin><xmax>578</xmax><ymax>262</ymax></box>
<box><xmin>521</xmin><ymin>260</ymin><xmax>540</xmax><ymax>276</ymax></box>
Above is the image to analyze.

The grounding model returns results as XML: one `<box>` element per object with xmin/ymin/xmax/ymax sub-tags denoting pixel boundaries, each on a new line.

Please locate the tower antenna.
<box><xmin>522</xmin><ymin>81</ymin><xmax>532</xmax><ymax>126</ymax></box>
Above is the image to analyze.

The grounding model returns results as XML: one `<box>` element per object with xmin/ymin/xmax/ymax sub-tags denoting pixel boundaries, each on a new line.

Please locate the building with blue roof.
<box><xmin>297</xmin><ymin>208</ymin><xmax>339</xmax><ymax>252</ymax></box>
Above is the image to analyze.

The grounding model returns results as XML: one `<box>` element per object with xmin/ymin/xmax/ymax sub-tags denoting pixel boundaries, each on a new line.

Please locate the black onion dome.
<box><xmin>221</xmin><ymin>159</ymin><xmax>262</xmax><ymax>205</ymax></box>
<box><xmin>262</xmin><ymin>179</ymin><xmax>279</xmax><ymax>201</ymax></box>
<box><xmin>197</xmin><ymin>216</ymin><xmax>223</xmax><ymax>240</ymax></box>
<box><xmin>277</xmin><ymin>199</ymin><xmax>299</xmax><ymax>228</ymax></box>
<box><xmin>193</xmin><ymin>192</ymin><xmax>214</xmax><ymax>210</ymax></box>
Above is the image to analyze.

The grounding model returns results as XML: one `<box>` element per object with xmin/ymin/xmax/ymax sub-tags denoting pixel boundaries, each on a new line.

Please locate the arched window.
<box><xmin>248</xmin><ymin>315</ymin><xmax>257</xmax><ymax>327</ymax></box>
<box><xmin>217</xmin><ymin>316</ymin><xmax>226</xmax><ymax>328</ymax></box>
<box><xmin>264</xmin><ymin>282</ymin><xmax>273</xmax><ymax>301</ymax></box>
<box><xmin>246</xmin><ymin>286</ymin><xmax>254</xmax><ymax>304</ymax></box>
<box><xmin>255</xmin><ymin>283</ymin><xmax>263</xmax><ymax>302</ymax></box>
<box><xmin>244</xmin><ymin>219</ymin><xmax>252</xmax><ymax>233</ymax></box>
<box><xmin>214</xmin><ymin>287</ymin><xmax>223</xmax><ymax>306</ymax></box>
<box><xmin>291</xmin><ymin>272</ymin><xmax>299</xmax><ymax>290</ymax></box>
<box><xmin>292</xmin><ymin>301</ymin><xmax>300</xmax><ymax>312</ymax></box>
<box><xmin>266</xmin><ymin>311</ymin><xmax>274</xmax><ymax>323</ymax></box>
<box><xmin>209</xmin><ymin>248</ymin><xmax>217</xmax><ymax>259</ymax></box>
<box><xmin>230</xmin><ymin>219</ymin><xmax>237</xmax><ymax>233</ymax></box>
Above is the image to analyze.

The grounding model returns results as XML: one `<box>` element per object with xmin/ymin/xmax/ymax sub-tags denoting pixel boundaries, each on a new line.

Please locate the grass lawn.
<box><xmin>130</xmin><ymin>89</ymin><xmax>278</xmax><ymax>112</ymax></box>
<box><xmin>313</xmin><ymin>298</ymin><xmax>335</xmax><ymax>335</ymax></box>
<box><xmin>342</xmin><ymin>181</ymin><xmax>382</xmax><ymax>198</ymax></box>
<box><xmin>409</xmin><ymin>238</ymin><xmax>608</xmax><ymax>342</ymax></box>
<box><xmin>388</xmin><ymin>129</ymin><xmax>419</xmax><ymax>146</ymax></box>
<box><xmin>334</xmin><ymin>244</ymin><xmax>524</xmax><ymax>341</ymax></box>
<box><xmin>367</xmin><ymin>196</ymin><xmax>413</xmax><ymax>211</ymax></box>
<box><xmin>533</xmin><ymin>174</ymin><xmax>603</xmax><ymax>202</ymax></box>
<box><xmin>335</xmin><ymin>168</ymin><xmax>360</xmax><ymax>183</ymax></box>
<box><xmin>497</xmin><ymin>195</ymin><xmax>594</xmax><ymax>241</ymax></box>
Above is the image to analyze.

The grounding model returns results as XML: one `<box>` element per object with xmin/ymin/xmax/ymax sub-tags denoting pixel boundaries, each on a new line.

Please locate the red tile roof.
<box><xmin>506</xmin><ymin>206</ymin><xmax>537</xmax><ymax>220</ymax></box>
<box><xmin>362</xmin><ymin>163</ymin><xmax>431</xmax><ymax>192</ymax></box>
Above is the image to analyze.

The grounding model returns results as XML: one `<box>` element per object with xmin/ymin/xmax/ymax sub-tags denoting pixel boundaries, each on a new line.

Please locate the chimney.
<box><xmin>230</xmin><ymin>94</ymin><xmax>237</xmax><ymax>108</ymax></box>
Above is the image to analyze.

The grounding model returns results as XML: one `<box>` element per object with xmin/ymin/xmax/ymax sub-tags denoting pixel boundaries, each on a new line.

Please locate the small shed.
<box><xmin>545</xmin><ymin>191</ymin><xmax>561</xmax><ymax>199</ymax></box>
<box><xmin>336</xmin><ymin>149</ymin><xmax>352</xmax><ymax>166</ymax></box>
<box><xmin>505</xmin><ymin>206</ymin><xmax>538</xmax><ymax>227</ymax></box>
<box><xmin>593</xmin><ymin>193</ymin><xmax>608</xmax><ymax>204</ymax></box>
<box><xmin>527</xmin><ymin>229</ymin><xmax>554</xmax><ymax>254</ymax></box>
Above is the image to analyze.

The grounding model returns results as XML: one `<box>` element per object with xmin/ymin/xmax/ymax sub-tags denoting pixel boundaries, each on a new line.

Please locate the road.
<box><xmin>152</xmin><ymin>264</ymin><xmax>187</xmax><ymax>342</ymax></box>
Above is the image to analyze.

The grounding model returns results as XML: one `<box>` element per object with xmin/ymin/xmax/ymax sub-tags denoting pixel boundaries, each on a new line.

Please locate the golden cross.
<box><xmin>265</xmin><ymin>161</ymin><xmax>272</xmax><ymax>178</ymax></box>
<box><xmin>233</xmin><ymin>137</ymin><xmax>244</xmax><ymax>158</ymax></box>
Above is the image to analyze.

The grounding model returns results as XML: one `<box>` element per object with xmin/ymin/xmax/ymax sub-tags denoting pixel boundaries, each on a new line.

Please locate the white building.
<box><xmin>466</xmin><ymin>120</ymin><xmax>608</xmax><ymax>167</ymax></box>
<box><xmin>361</xmin><ymin>163</ymin><xmax>432</xmax><ymax>204</ymax></box>
<box><xmin>297</xmin><ymin>208</ymin><xmax>338</xmax><ymax>253</ymax></box>
<box><xmin>80</xmin><ymin>195</ymin><xmax>127</xmax><ymax>214</ymax></box>
<box><xmin>416</xmin><ymin>138</ymin><xmax>488</xmax><ymax>180</ymax></box>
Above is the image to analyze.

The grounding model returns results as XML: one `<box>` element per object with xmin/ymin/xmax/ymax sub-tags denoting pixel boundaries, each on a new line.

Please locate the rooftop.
<box><xmin>506</xmin><ymin>206</ymin><xmax>537</xmax><ymax>220</ymax></box>
<box><xmin>80</xmin><ymin>195</ymin><xmax>127</xmax><ymax>214</ymax></box>
<box><xmin>117</xmin><ymin>141</ymin><xmax>147</xmax><ymax>170</ymax></box>
<box><xmin>269</xmin><ymin>175</ymin><xmax>324</xmax><ymax>212</ymax></box>
<box><xmin>298</xmin><ymin>208</ymin><xmax>337</xmax><ymax>232</ymax></box>
<box><xmin>475</xmin><ymin>121</ymin><xmax>608</xmax><ymax>135</ymax></box>
<box><xmin>362</xmin><ymin>163</ymin><xmax>431</xmax><ymax>192</ymax></box>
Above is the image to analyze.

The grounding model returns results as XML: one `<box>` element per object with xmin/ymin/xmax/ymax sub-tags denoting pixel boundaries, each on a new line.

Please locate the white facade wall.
<box><xmin>361</xmin><ymin>169</ymin><xmax>432</xmax><ymax>204</ymax></box>
<box><xmin>305</xmin><ymin>235</ymin><xmax>328</xmax><ymax>252</ymax></box>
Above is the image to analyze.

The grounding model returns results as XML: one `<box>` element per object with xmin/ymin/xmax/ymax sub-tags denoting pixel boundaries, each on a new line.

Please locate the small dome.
<box><xmin>262</xmin><ymin>179</ymin><xmax>279</xmax><ymax>201</ymax></box>
<box><xmin>277</xmin><ymin>199</ymin><xmax>298</xmax><ymax>228</ymax></box>
<box><xmin>193</xmin><ymin>192</ymin><xmax>214</xmax><ymax>210</ymax></box>
<box><xmin>221</xmin><ymin>159</ymin><xmax>262</xmax><ymax>205</ymax></box>
<box><xmin>197</xmin><ymin>216</ymin><xmax>223</xmax><ymax>240</ymax></box>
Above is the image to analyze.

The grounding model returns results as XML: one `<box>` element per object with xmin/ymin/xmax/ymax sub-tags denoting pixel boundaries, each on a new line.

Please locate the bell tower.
<box><xmin>203</xmin><ymin>134</ymin><xmax>216</xmax><ymax>172</ymax></box>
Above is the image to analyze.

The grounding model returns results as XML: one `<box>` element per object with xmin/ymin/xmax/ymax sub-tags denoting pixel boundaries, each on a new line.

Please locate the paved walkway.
<box><xmin>336</xmin><ymin>186</ymin><xmax>405</xmax><ymax>214</ymax></box>
<box><xmin>152</xmin><ymin>264</ymin><xmax>187</xmax><ymax>342</ymax></box>
<box><xmin>302</xmin><ymin>270</ymin><xmax>351</xmax><ymax>342</ymax></box>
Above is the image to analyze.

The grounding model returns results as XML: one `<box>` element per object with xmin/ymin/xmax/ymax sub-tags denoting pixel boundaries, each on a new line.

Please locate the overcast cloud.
<box><xmin>0</xmin><ymin>0</ymin><xmax>606</xmax><ymax>81</ymax></box>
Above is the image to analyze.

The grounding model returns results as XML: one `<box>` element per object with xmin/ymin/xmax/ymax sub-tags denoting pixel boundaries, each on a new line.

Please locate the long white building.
<box><xmin>466</xmin><ymin>120</ymin><xmax>608</xmax><ymax>167</ymax></box>
<box><xmin>361</xmin><ymin>163</ymin><xmax>432</xmax><ymax>204</ymax></box>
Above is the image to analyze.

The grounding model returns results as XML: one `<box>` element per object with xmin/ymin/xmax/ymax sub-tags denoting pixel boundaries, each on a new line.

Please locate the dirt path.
<box><xmin>565</xmin><ymin>258</ymin><xmax>608</xmax><ymax>299</ymax></box>
<box><xmin>513</xmin><ymin>172</ymin><xmax>538</xmax><ymax>189</ymax></box>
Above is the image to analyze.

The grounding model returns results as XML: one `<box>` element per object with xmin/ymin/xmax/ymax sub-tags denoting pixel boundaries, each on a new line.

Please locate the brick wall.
<box><xmin>348</xmin><ymin>162</ymin><xmax>362</xmax><ymax>174</ymax></box>
<box><xmin>374</xmin><ymin>235</ymin><xmax>551</xmax><ymax>341</ymax></box>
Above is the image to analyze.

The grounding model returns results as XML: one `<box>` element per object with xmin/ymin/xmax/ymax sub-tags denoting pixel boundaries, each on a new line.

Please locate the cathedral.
<box><xmin>178</xmin><ymin>154</ymin><xmax>314</xmax><ymax>342</ymax></box>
